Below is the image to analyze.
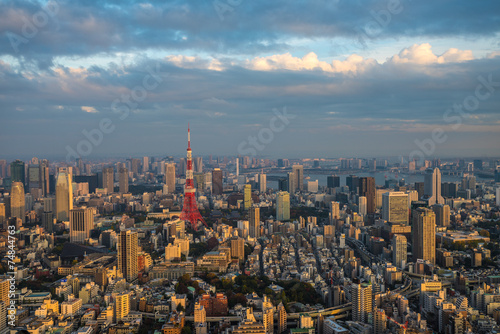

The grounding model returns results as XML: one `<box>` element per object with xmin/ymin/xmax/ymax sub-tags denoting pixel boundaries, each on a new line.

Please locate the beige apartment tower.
<box><xmin>119</xmin><ymin>167</ymin><xmax>129</xmax><ymax>194</ymax></box>
<box><xmin>412</xmin><ymin>207</ymin><xmax>436</xmax><ymax>264</ymax></box>
<box><xmin>118</xmin><ymin>230</ymin><xmax>138</xmax><ymax>282</ymax></box>
<box><xmin>103</xmin><ymin>167</ymin><xmax>114</xmax><ymax>194</ymax></box>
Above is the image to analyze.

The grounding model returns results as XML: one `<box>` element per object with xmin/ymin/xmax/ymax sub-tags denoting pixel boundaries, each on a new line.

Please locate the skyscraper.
<box><xmin>10</xmin><ymin>160</ymin><xmax>25</xmax><ymax>185</ymax></box>
<box><xmin>432</xmin><ymin>204</ymin><xmax>450</xmax><ymax>227</ymax></box>
<box><xmin>249</xmin><ymin>206</ymin><xmax>260</xmax><ymax>239</ymax></box>
<box><xmin>352</xmin><ymin>282</ymin><xmax>373</xmax><ymax>323</ymax></box>
<box><xmin>244</xmin><ymin>184</ymin><xmax>252</xmax><ymax>210</ymax></box>
<box><xmin>259</xmin><ymin>173</ymin><xmax>266</xmax><ymax>193</ymax></box>
<box><xmin>287</xmin><ymin>172</ymin><xmax>294</xmax><ymax>194</ymax></box>
<box><xmin>194</xmin><ymin>157</ymin><xmax>203</xmax><ymax>173</ymax></box>
<box><xmin>119</xmin><ymin>167</ymin><xmax>129</xmax><ymax>194</ymax></box>
<box><xmin>359</xmin><ymin>177</ymin><xmax>375</xmax><ymax>214</ymax></box>
<box><xmin>56</xmin><ymin>167</ymin><xmax>73</xmax><ymax>221</ymax></box>
<box><xmin>358</xmin><ymin>196</ymin><xmax>367</xmax><ymax>217</ymax></box>
<box><xmin>412</xmin><ymin>207</ymin><xmax>436</xmax><ymax>264</ymax></box>
<box><xmin>118</xmin><ymin>230</ymin><xmax>138</xmax><ymax>282</ymax></box>
<box><xmin>346</xmin><ymin>175</ymin><xmax>359</xmax><ymax>193</ymax></box>
<box><xmin>292</xmin><ymin>165</ymin><xmax>304</xmax><ymax>192</ymax></box>
<box><xmin>212</xmin><ymin>168</ymin><xmax>223</xmax><ymax>195</ymax></box>
<box><xmin>424</xmin><ymin>168</ymin><xmax>444</xmax><ymax>206</ymax></box>
<box><xmin>102</xmin><ymin>167</ymin><xmax>114</xmax><ymax>194</ymax></box>
<box><xmin>10</xmin><ymin>182</ymin><xmax>25</xmax><ymax>225</ymax></box>
<box><xmin>327</xmin><ymin>175</ymin><xmax>340</xmax><ymax>188</ymax></box>
<box><xmin>165</xmin><ymin>163</ymin><xmax>176</xmax><ymax>194</ymax></box>
<box><xmin>70</xmin><ymin>208</ymin><xmax>94</xmax><ymax>244</ymax></box>
<box><xmin>382</xmin><ymin>192</ymin><xmax>409</xmax><ymax>225</ymax></box>
<box><xmin>276</xmin><ymin>191</ymin><xmax>290</xmax><ymax>221</ymax></box>
<box><xmin>330</xmin><ymin>201</ymin><xmax>340</xmax><ymax>223</ymax></box>
<box><xmin>392</xmin><ymin>234</ymin><xmax>407</xmax><ymax>269</ymax></box>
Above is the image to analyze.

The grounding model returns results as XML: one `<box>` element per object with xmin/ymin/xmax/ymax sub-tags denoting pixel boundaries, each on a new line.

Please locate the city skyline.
<box><xmin>1</xmin><ymin>2</ymin><xmax>500</xmax><ymax>333</ymax></box>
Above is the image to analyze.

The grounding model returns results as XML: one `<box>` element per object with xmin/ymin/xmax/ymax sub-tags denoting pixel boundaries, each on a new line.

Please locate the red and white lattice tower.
<box><xmin>180</xmin><ymin>125</ymin><xmax>207</xmax><ymax>230</ymax></box>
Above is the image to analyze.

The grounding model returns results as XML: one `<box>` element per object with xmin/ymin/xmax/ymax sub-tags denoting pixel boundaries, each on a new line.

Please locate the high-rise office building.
<box><xmin>10</xmin><ymin>182</ymin><xmax>25</xmax><ymax>225</ymax></box>
<box><xmin>119</xmin><ymin>168</ymin><xmax>129</xmax><ymax>194</ymax></box>
<box><xmin>28</xmin><ymin>163</ymin><xmax>41</xmax><ymax>192</ymax></box>
<box><xmin>259</xmin><ymin>174</ymin><xmax>266</xmax><ymax>193</ymax></box>
<box><xmin>56</xmin><ymin>167</ymin><xmax>73</xmax><ymax>221</ymax></box>
<box><xmin>392</xmin><ymin>234</ymin><xmax>407</xmax><ymax>269</ymax></box>
<box><xmin>40</xmin><ymin>160</ymin><xmax>50</xmax><ymax>196</ymax></box>
<box><xmin>359</xmin><ymin>177</ymin><xmax>375</xmax><ymax>214</ymax></box>
<box><xmin>165</xmin><ymin>163</ymin><xmax>176</xmax><ymax>194</ymax></box>
<box><xmin>461</xmin><ymin>174</ymin><xmax>476</xmax><ymax>195</ymax></box>
<box><xmin>103</xmin><ymin>167</ymin><xmax>114</xmax><ymax>194</ymax></box>
<box><xmin>358</xmin><ymin>196</ymin><xmax>367</xmax><ymax>217</ymax></box>
<box><xmin>346</xmin><ymin>175</ymin><xmax>359</xmax><ymax>193</ymax></box>
<box><xmin>10</xmin><ymin>160</ymin><xmax>25</xmax><ymax>185</ymax></box>
<box><xmin>276</xmin><ymin>191</ymin><xmax>290</xmax><ymax>221</ymax></box>
<box><xmin>117</xmin><ymin>230</ymin><xmax>138</xmax><ymax>282</ymax></box>
<box><xmin>212</xmin><ymin>168</ymin><xmax>223</xmax><ymax>195</ymax></box>
<box><xmin>292</xmin><ymin>165</ymin><xmax>304</xmax><ymax>192</ymax></box>
<box><xmin>432</xmin><ymin>204</ymin><xmax>450</xmax><ymax>227</ymax></box>
<box><xmin>412</xmin><ymin>208</ymin><xmax>436</xmax><ymax>264</ymax></box>
<box><xmin>249</xmin><ymin>206</ymin><xmax>260</xmax><ymax>239</ymax></box>
<box><xmin>352</xmin><ymin>283</ymin><xmax>373</xmax><ymax>323</ymax></box>
<box><xmin>277</xmin><ymin>159</ymin><xmax>289</xmax><ymax>168</ymax></box>
<box><xmin>142</xmin><ymin>156</ymin><xmax>149</xmax><ymax>172</ymax></box>
<box><xmin>42</xmin><ymin>211</ymin><xmax>54</xmax><ymax>233</ymax></box>
<box><xmin>424</xmin><ymin>168</ymin><xmax>444</xmax><ymax>206</ymax></box>
<box><xmin>414</xmin><ymin>182</ymin><xmax>425</xmax><ymax>200</ymax></box>
<box><xmin>0</xmin><ymin>160</ymin><xmax>6</xmax><ymax>179</ymax></box>
<box><xmin>330</xmin><ymin>201</ymin><xmax>340</xmax><ymax>223</ymax></box>
<box><xmin>382</xmin><ymin>192</ymin><xmax>409</xmax><ymax>225</ymax></box>
<box><xmin>244</xmin><ymin>184</ymin><xmax>252</xmax><ymax>210</ymax></box>
<box><xmin>287</xmin><ymin>172</ymin><xmax>295</xmax><ymax>194</ymax></box>
<box><xmin>327</xmin><ymin>175</ymin><xmax>340</xmax><ymax>188</ymax></box>
<box><xmin>70</xmin><ymin>208</ymin><xmax>94</xmax><ymax>244</ymax></box>
<box><xmin>473</xmin><ymin>159</ymin><xmax>483</xmax><ymax>170</ymax></box>
<box><xmin>194</xmin><ymin>157</ymin><xmax>203</xmax><ymax>173</ymax></box>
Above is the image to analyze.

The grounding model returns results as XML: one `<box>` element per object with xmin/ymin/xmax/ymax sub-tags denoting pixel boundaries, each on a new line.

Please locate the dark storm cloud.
<box><xmin>1</xmin><ymin>0</ymin><xmax>500</xmax><ymax>60</ymax></box>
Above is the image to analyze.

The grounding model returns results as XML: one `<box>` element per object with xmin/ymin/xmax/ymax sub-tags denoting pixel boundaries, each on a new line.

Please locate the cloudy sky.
<box><xmin>1</xmin><ymin>0</ymin><xmax>500</xmax><ymax>160</ymax></box>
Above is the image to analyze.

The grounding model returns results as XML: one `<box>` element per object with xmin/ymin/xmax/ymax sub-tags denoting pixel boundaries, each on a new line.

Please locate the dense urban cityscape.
<box><xmin>2</xmin><ymin>1</ymin><xmax>500</xmax><ymax>334</ymax></box>
<box><xmin>0</xmin><ymin>125</ymin><xmax>500</xmax><ymax>334</ymax></box>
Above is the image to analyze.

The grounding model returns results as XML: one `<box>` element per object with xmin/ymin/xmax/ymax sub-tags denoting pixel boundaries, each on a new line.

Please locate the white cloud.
<box><xmin>389</xmin><ymin>43</ymin><xmax>474</xmax><ymax>65</ymax></box>
<box><xmin>81</xmin><ymin>106</ymin><xmax>98</xmax><ymax>113</ymax></box>
<box><xmin>246</xmin><ymin>52</ymin><xmax>376</xmax><ymax>74</ymax></box>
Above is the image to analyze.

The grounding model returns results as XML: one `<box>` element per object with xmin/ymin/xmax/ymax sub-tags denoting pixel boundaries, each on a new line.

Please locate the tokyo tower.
<box><xmin>180</xmin><ymin>125</ymin><xmax>207</xmax><ymax>230</ymax></box>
